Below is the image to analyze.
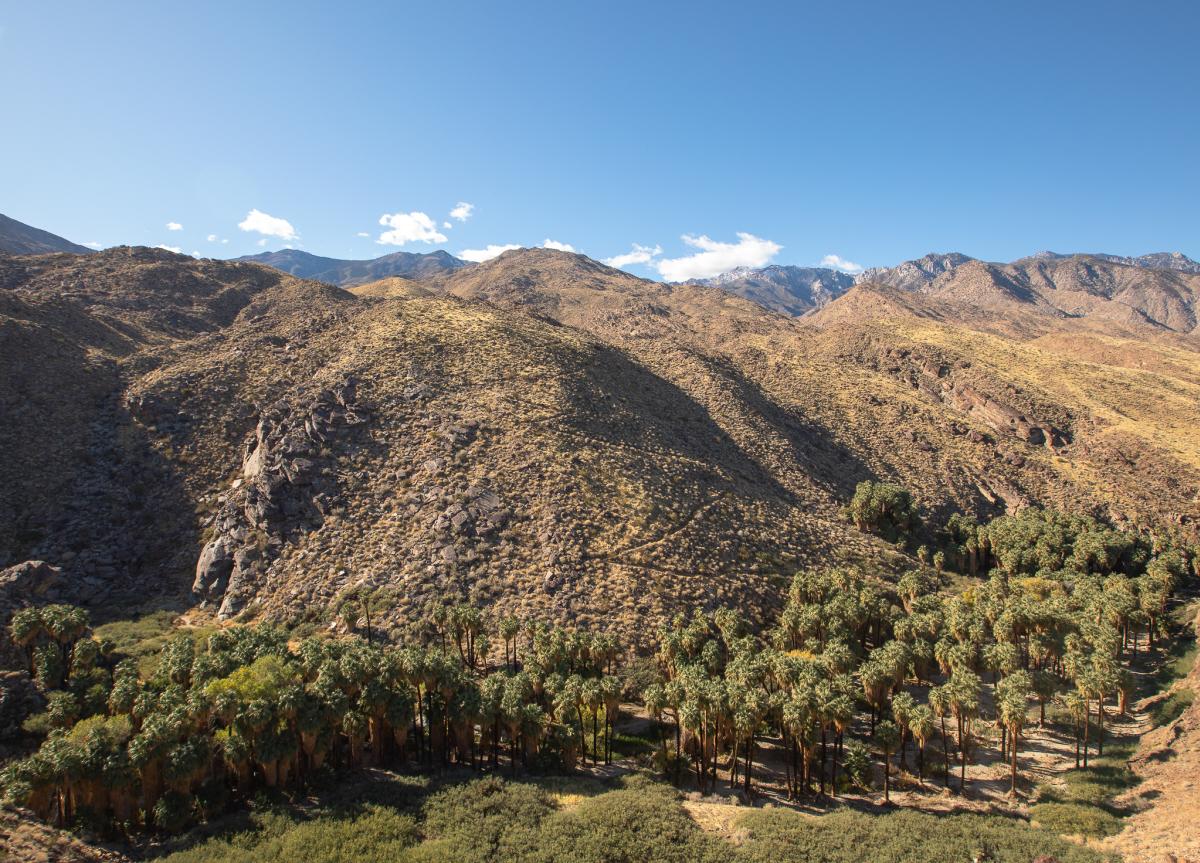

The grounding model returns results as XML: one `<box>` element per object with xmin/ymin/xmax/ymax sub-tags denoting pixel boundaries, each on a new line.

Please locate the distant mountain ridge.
<box><xmin>1018</xmin><ymin>250</ymin><xmax>1200</xmax><ymax>275</ymax></box>
<box><xmin>690</xmin><ymin>265</ymin><xmax>856</xmax><ymax>315</ymax></box>
<box><xmin>844</xmin><ymin>251</ymin><xmax>1200</xmax><ymax>335</ymax></box>
<box><xmin>0</xmin><ymin>213</ymin><xmax>93</xmax><ymax>255</ymax></box>
<box><xmin>234</xmin><ymin>248</ymin><xmax>467</xmax><ymax>287</ymax></box>
<box><xmin>855</xmin><ymin>253</ymin><xmax>975</xmax><ymax>291</ymax></box>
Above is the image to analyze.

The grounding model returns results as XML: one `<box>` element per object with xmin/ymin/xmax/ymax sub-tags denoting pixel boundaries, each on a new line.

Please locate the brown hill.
<box><xmin>1</xmin><ymin>247</ymin><xmax>1198</xmax><ymax>641</ymax></box>
<box><xmin>0</xmin><ymin>212</ymin><xmax>94</xmax><ymax>256</ymax></box>
<box><xmin>347</xmin><ymin>276</ymin><xmax>434</xmax><ymax>299</ymax></box>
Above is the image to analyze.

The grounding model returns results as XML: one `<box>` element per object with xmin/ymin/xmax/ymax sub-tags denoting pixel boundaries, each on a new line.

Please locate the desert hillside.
<box><xmin>2</xmin><ymin>246</ymin><xmax>1197</xmax><ymax>642</ymax></box>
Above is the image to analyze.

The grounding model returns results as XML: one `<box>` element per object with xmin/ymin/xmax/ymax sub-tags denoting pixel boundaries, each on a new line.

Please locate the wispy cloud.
<box><xmin>166</xmin><ymin>221</ymin><xmax>183</xmax><ymax>231</ymax></box>
<box><xmin>356</xmin><ymin>231</ymin><xmax>370</xmax><ymax>238</ymax></box>
<box><xmin>654</xmin><ymin>233</ymin><xmax>781</xmax><ymax>282</ymax></box>
<box><xmin>377</xmin><ymin>211</ymin><xmax>447</xmax><ymax>245</ymax></box>
<box><xmin>459</xmin><ymin>243</ymin><xmax>521</xmax><ymax>263</ymax></box>
<box><xmin>604</xmin><ymin>243</ymin><xmax>662</xmax><ymax>269</ymax></box>
<box><xmin>542</xmin><ymin>239</ymin><xmax>575</xmax><ymax>252</ymax></box>
<box><xmin>238</xmin><ymin>209</ymin><xmax>298</xmax><ymax>241</ymax></box>
<box><xmin>820</xmin><ymin>254</ymin><xmax>863</xmax><ymax>274</ymax></box>
<box><xmin>83</xmin><ymin>241</ymin><xmax>103</xmax><ymax>250</ymax></box>
<box><xmin>449</xmin><ymin>202</ymin><xmax>474</xmax><ymax>222</ymax></box>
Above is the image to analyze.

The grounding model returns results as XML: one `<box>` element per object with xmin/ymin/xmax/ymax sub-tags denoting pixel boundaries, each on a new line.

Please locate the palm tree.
<box><xmin>10</xmin><ymin>606</ymin><xmax>46</xmax><ymax>676</ymax></box>
<box><xmin>875</xmin><ymin>720</ymin><xmax>900</xmax><ymax>803</ymax></box>
<box><xmin>859</xmin><ymin>659</ymin><xmax>890</xmax><ymax>735</ymax></box>
<box><xmin>643</xmin><ymin>683</ymin><xmax>669</xmax><ymax>772</ymax></box>
<box><xmin>499</xmin><ymin>616</ymin><xmax>521</xmax><ymax>671</ymax></box>
<box><xmin>908</xmin><ymin>704</ymin><xmax>934</xmax><ymax>785</ymax></box>
<box><xmin>947</xmin><ymin>670</ymin><xmax>980</xmax><ymax>793</ymax></box>
<box><xmin>890</xmin><ymin>691</ymin><xmax>915</xmax><ymax>773</ymax></box>
<box><xmin>928</xmin><ymin>684</ymin><xmax>952</xmax><ymax>787</ymax></box>
<box><xmin>997</xmin><ymin>670</ymin><xmax>1030</xmax><ymax>795</ymax></box>
<box><xmin>600</xmin><ymin>675</ymin><xmax>622</xmax><ymax>764</ymax></box>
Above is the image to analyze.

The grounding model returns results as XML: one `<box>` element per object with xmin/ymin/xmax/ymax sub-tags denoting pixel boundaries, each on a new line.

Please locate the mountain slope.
<box><xmin>0</xmin><ymin>213</ymin><xmax>93</xmax><ymax>255</ymax></box>
<box><xmin>690</xmin><ymin>265</ymin><xmax>855</xmax><ymax>315</ymax></box>
<box><xmin>1019</xmin><ymin>250</ymin><xmax>1200</xmax><ymax>275</ymax></box>
<box><xmin>235</xmin><ymin>248</ymin><xmax>467</xmax><ymax>286</ymax></box>
<box><xmin>858</xmin><ymin>253</ymin><xmax>1200</xmax><ymax>335</ymax></box>
<box><xmin>1</xmin><ymin>247</ymin><xmax>1197</xmax><ymax>641</ymax></box>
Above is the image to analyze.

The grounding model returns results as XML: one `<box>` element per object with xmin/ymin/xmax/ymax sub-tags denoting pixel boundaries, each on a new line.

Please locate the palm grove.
<box><xmin>1</xmin><ymin>479</ymin><xmax>1193</xmax><ymax>834</ymax></box>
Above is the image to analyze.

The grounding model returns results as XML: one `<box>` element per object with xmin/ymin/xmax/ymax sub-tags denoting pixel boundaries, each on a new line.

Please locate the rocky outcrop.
<box><xmin>0</xmin><ymin>561</ymin><xmax>59</xmax><ymax>744</ymax></box>
<box><xmin>937</xmin><ymin>381</ymin><xmax>1067</xmax><ymax>449</ymax></box>
<box><xmin>193</xmin><ymin>376</ymin><xmax>368</xmax><ymax>618</ymax></box>
<box><xmin>867</xmin><ymin>347</ymin><xmax>1071</xmax><ymax>450</ymax></box>
<box><xmin>0</xmin><ymin>561</ymin><xmax>62</xmax><ymax>669</ymax></box>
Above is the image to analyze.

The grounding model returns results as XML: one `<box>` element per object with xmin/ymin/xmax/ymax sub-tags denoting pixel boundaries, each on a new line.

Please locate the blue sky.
<box><xmin>2</xmin><ymin>1</ymin><xmax>1197</xmax><ymax>278</ymax></box>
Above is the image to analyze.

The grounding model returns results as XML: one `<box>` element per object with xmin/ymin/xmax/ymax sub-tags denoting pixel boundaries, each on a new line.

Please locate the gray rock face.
<box><xmin>692</xmin><ymin>265</ymin><xmax>856</xmax><ymax>316</ymax></box>
<box><xmin>193</xmin><ymin>537</ymin><xmax>234</xmax><ymax>600</ymax></box>
<box><xmin>192</xmin><ymin>375</ymin><xmax>369</xmax><ymax>619</ymax></box>
<box><xmin>856</xmin><ymin>253</ymin><xmax>975</xmax><ymax>291</ymax></box>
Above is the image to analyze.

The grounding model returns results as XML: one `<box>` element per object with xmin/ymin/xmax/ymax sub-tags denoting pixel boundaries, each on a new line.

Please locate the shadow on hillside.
<box><xmin>557</xmin><ymin>342</ymin><xmax>873</xmax><ymax>506</ymax></box>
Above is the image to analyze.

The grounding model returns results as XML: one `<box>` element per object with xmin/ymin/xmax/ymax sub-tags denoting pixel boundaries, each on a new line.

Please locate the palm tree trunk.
<box><xmin>743</xmin><ymin>733</ymin><xmax>754</xmax><ymax>794</ymax></box>
<box><xmin>1082</xmin><ymin>700</ymin><xmax>1090</xmax><ymax>768</ymax></box>
<box><xmin>883</xmin><ymin>747</ymin><xmax>890</xmax><ymax>803</ymax></box>
<box><xmin>939</xmin><ymin>717</ymin><xmax>950</xmax><ymax>786</ymax></box>
<box><xmin>1010</xmin><ymin>729</ymin><xmax>1018</xmax><ymax>794</ymax></box>
<box><xmin>830</xmin><ymin>737</ymin><xmax>839</xmax><ymax>797</ymax></box>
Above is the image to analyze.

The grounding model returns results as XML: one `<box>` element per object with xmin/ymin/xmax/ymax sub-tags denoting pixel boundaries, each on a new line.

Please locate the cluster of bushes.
<box><xmin>1</xmin><ymin>606</ymin><xmax>626</xmax><ymax>836</ymax></box>
<box><xmin>846</xmin><ymin>481</ymin><xmax>918</xmax><ymax>542</ymax></box>
<box><xmin>160</xmin><ymin>773</ymin><xmax>1113</xmax><ymax>863</ymax></box>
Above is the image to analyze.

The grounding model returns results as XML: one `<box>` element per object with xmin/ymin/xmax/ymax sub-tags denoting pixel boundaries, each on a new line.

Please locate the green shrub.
<box><xmin>163</xmin><ymin>805</ymin><xmax>417</xmax><ymax>863</ymax></box>
<box><xmin>1057</xmin><ymin>760</ymin><xmax>1138</xmax><ymax>806</ymax></box>
<box><xmin>416</xmin><ymin>777</ymin><xmax>554</xmax><ymax>863</ymax></box>
<box><xmin>1029</xmin><ymin>802</ymin><xmax>1123</xmax><ymax>838</ymax></box>
<box><xmin>841</xmin><ymin>739</ymin><xmax>871</xmax><ymax>789</ymax></box>
<box><xmin>1151</xmin><ymin>687</ymin><xmax>1194</xmax><ymax>727</ymax></box>
<box><xmin>735</xmin><ymin>807</ymin><xmax>1114</xmax><ymax>863</ymax></box>
<box><xmin>525</xmin><ymin>785</ymin><xmax>725</xmax><ymax>863</ymax></box>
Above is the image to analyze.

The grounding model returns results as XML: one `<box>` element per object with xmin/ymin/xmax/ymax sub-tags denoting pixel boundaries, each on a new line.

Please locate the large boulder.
<box><xmin>192</xmin><ymin>537</ymin><xmax>234</xmax><ymax>602</ymax></box>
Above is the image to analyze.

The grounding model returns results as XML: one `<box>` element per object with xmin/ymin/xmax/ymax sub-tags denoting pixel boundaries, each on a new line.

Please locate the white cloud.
<box><xmin>155</xmin><ymin>244</ymin><xmax>183</xmax><ymax>254</ymax></box>
<box><xmin>654</xmin><ymin>233</ymin><xmax>782</xmax><ymax>282</ymax></box>
<box><xmin>542</xmin><ymin>239</ymin><xmax>576</xmax><ymax>252</ymax></box>
<box><xmin>356</xmin><ymin>231</ymin><xmax>370</xmax><ymax>238</ymax></box>
<box><xmin>206</xmin><ymin>234</ymin><xmax>219</xmax><ymax>242</ymax></box>
<box><xmin>377</xmin><ymin>211</ymin><xmax>447</xmax><ymax>245</ymax></box>
<box><xmin>83</xmin><ymin>241</ymin><xmax>103</xmax><ymax>250</ymax></box>
<box><xmin>443</xmin><ymin>221</ymin><xmax>452</xmax><ymax>229</ymax></box>
<box><xmin>222</xmin><ymin>238</ymin><xmax>229</xmax><ymax>244</ymax></box>
<box><xmin>603</xmin><ymin>243</ymin><xmax>662</xmax><ymax>269</ymax></box>
<box><xmin>190</xmin><ymin>250</ymin><xmax>202</xmax><ymax>257</ymax></box>
<box><xmin>256</xmin><ymin>238</ymin><xmax>268</xmax><ymax>247</ymax></box>
<box><xmin>458</xmin><ymin>243</ymin><xmax>521</xmax><ymax>263</ymax></box>
<box><xmin>449</xmin><ymin>202</ymin><xmax>474</xmax><ymax>222</ymax></box>
<box><xmin>166</xmin><ymin>221</ymin><xmax>183</xmax><ymax>231</ymax></box>
<box><xmin>238</xmin><ymin>209</ymin><xmax>298</xmax><ymax>241</ymax></box>
<box><xmin>820</xmin><ymin>253</ymin><xmax>863</xmax><ymax>274</ymax></box>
